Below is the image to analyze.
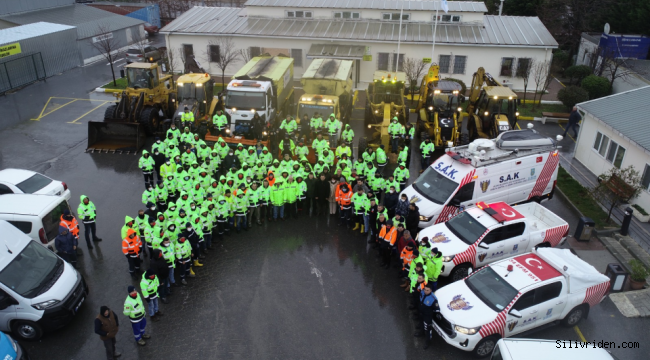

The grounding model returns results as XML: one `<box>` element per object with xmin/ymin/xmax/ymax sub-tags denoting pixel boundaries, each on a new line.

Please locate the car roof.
<box><xmin>499</xmin><ymin>339</ymin><xmax>615</xmax><ymax>359</ymax></box>
<box><xmin>0</xmin><ymin>194</ymin><xmax>65</xmax><ymax>216</ymax></box>
<box><xmin>0</xmin><ymin>220</ymin><xmax>32</xmax><ymax>263</ymax></box>
<box><xmin>490</xmin><ymin>253</ymin><xmax>562</xmax><ymax>291</ymax></box>
<box><xmin>0</xmin><ymin>168</ymin><xmax>38</xmax><ymax>184</ymax></box>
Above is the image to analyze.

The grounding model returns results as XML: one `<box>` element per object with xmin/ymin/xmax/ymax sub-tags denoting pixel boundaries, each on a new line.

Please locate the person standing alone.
<box><xmin>562</xmin><ymin>106</ymin><xmax>581</xmax><ymax>139</ymax></box>
<box><xmin>95</xmin><ymin>306</ymin><xmax>121</xmax><ymax>359</ymax></box>
<box><xmin>78</xmin><ymin>195</ymin><xmax>102</xmax><ymax>247</ymax></box>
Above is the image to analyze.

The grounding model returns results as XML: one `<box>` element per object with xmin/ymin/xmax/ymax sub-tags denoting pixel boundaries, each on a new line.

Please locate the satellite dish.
<box><xmin>604</xmin><ymin>23</ymin><xmax>610</xmax><ymax>35</ymax></box>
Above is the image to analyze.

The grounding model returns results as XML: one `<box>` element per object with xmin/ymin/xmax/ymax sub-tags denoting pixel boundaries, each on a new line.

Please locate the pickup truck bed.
<box><xmin>514</xmin><ymin>202</ymin><xmax>567</xmax><ymax>232</ymax></box>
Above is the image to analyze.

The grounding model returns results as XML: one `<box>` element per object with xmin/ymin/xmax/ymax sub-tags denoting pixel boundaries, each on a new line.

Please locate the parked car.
<box><xmin>491</xmin><ymin>338</ymin><xmax>617</xmax><ymax>360</ymax></box>
<box><xmin>0</xmin><ymin>169</ymin><xmax>70</xmax><ymax>200</ymax></box>
<box><xmin>144</xmin><ymin>22</ymin><xmax>159</xmax><ymax>35</ymax></box>
<box><xmin>0</xmin><ymin>331</ymin><xmax>28</xmax><ymax>359</ymax></box>
<box><xmin>125</xmin><ymin>45</ymin><xmax>162</xmax><ymax>64</ymax></box>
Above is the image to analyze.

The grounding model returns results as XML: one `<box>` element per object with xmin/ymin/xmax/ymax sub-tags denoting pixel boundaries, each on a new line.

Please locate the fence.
<box><xmin>0</xmin><ymin>52</ymin><xmax>46</xmax><ymax>94</ymax></box>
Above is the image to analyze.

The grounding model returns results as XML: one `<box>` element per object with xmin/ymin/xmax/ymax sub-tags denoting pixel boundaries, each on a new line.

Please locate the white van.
<box><xmin>402</xmin><ymin>129</ymin><xmax>562</xmax><ymax>228</ymax></box>
<box><xmin>491</xmin><ymin>338</ymin><xmax>617</xmax><ymax>360</ymax></box>
<box><xmin>0</xmin><ymin>194</ymin><xmax>73</xmax><ymax>251</ymax></box>
<box><xmin>0</xmin><ymin>221</ymin><xmax>88</xmax><ymax>340</ymax></box>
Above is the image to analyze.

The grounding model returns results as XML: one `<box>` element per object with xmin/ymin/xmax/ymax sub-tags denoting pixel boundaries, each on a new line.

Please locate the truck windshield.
<box><xmin>0</xmin><ymin>241</ymin><xmax>63</xmax><ymax>299</ymax></box>
<box><xmin>445</xmin><ymin>212</ymin><xmax>487</xmax><ymax>245</ymax></box>
<box><xmin>299</xmin><ymin>104</ymin><xmax>335</xmax><ymax>119</ymax></box>
<box><xmin>465</xmin><ymin>266</ymin><xmax>518</xmax><ymax>312</ymax></box>
<box><xmin>412</xmin><ymin>167</ymin><xmax>458</xmax><ymax>205</ymax></box>
<box><xmin>127</xmin><ymin>68</ymin><xmax>155</xmax><ymax>89</ymax></box>
<box><xmin>226</xmin><ymin>91</ymin><xmax>265</xmax><ymax>109</ymax></box>
<box><xmin>177</xmin><ymin>83</ymin><xmax>196</xmax><ymax>101</ymax></box>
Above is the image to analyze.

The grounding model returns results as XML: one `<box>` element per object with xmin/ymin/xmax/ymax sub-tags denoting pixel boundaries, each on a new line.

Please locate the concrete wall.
<box><xmin>78</xmin><ymin>24</ymin><xmax>144</xmax><ymax>60</ymax></box>
<box><xmin>166</xmin><ymin>32</ymin><xmax>552</xmax><ymax>90</ymax></box>
<box><xmin>573</xmin><ymin>112</ymin><xmax>650</xmax><ymax>210</ymax></box>
<box><xmin>576</xmin><ymin>36</ymin><xmax>598</xmax><ymax>67</ymax></box>
<box><xmin>245</xmin><ymin>7</ymin><xmax>484</xmax><ymax>22</ymax></box>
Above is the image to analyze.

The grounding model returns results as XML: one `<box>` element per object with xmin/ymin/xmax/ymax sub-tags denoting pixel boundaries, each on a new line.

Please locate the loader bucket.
<box><xmin>87</xmin><ymin>121</ymin><xmax>146</xmax><ymax>154</ymax></box>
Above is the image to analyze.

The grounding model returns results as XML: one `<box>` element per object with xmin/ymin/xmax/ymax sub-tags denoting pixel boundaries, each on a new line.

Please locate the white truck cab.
<box><xmin>432</xmin><ymin>248</ymin><xmax>610</xmax><ymax>357</ymax></box>
<box><xmin>491</xmin><ymin>338</ymin><xmax>617</xmax><ymax>360</ymax></box>
<box><xmin>0</xmin><ymin>221</ymin><xmax>88</xmax><ymax>340</ymax></box>
<box><xmin>401</xmin><ymin>129</ymin><xmax>562</xmax><ymax>228</ymax></box>
<box><xmin>225</xmin><ymin>80</ymin><xmax>273</xmax><ymax>136</ymax></box>
<box><xmin>419</xmin><ymin>201</ymin><xmax>569</xmax><ymax>281</ymax></box>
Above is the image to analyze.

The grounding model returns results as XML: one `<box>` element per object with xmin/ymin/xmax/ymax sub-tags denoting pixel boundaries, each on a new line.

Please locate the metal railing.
<box><xmin>0</xmin><ymin>52</ymin><xmax>46</xmax><ymax>94</ymax></box>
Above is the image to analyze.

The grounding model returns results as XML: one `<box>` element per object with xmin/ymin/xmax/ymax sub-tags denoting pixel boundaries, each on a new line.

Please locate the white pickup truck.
<box><xmin>418</xmin><ymin>201</ymin><xmax>569</xmax><ymax>282</ymax></box>
<box><xmin>432</xmin><ymin>248</ymin><xmax>610</xmax><ymax>357</ymax></box>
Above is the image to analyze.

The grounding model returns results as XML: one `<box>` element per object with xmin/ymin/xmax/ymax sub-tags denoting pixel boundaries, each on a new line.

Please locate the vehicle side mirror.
<box><xmin>450</xmin><ymin>198</ymin><xmax>461</xmax><ymax>207</ymax></box>
<box><xmin>509</xmin><ymin>309</ymin><xmax>522</xmax><ymax>318</ymax></box>
<box><xmin>478</xmin><ymin>242</ymin><xmax>489</xmax><ymax>250</ymax></box>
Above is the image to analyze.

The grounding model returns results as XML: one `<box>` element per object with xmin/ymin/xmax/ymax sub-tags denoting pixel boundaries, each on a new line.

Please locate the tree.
<box><xmin>91</xmin><ymin>24</ymin><xmax>122</xmax><ymax>87</ymax></box>
<box><xmin>592</xmin><ymin>165</ymin><xmax>643</xmax><ymax>223</ymax></box>
<box><xmin>564</xmin><ymin>65</ymin><xmax>592</xmax><ymax>85</ymax></box>
<box><xmin>516</xmin><ymin>58</ymin><xmax>534</xmax><ymax>106</ymax></box>
<box><xmin>163</xmin><ymin>47</ymin><xmax>180</xmax><ymax>88</ymax></box>
<box><xmin>208</xmin><ymin>37</ymin><xmax>240</xmax><ymax>88</ymax></box>
<box><xmin>403</xmin><ymin>58</ymin><xmax>427</xmax><ymax>105</ymax></box>
<box><xmin>597</xmin><ymin>47</ymin><xmax>648</xmax><ymax>89</ymax></box>
<box><xmin>581</xmin><ymin>75</ymin><xmax>610</xmax><ymax>99</ymax></box>
<box><xmin>238</xmin><ymin>48</ymin><xmax>253</xmax><ymax>64</ymax></box>
<box><xmin>531</xmin><ymin>60</ymin><xmax>552</xmax><ymax>109</ymax></box>
<box><xmin>557</xmin><ymin>86</ymin><xmax>589</xmax><ymax>108</ymax></box>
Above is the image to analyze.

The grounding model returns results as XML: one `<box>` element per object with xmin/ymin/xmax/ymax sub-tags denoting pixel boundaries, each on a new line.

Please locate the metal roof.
<box><xmin>161</xmin><ymin>7</ymin><xmax>558</xmax><ymax>48</ymax></box>
<box><xmin>0</xmin><ymin>22</ymin><xmax>76</xmax><ymax>44</ymax></box>
<box><xmin>0</xmin><ymin>4</ymin><xmax>144</xmax><ymax>40</ymax></box>
<box><xmin>302</xmin><ymin>58</ymin><xmax>353</xmax><ymax>80</ymax></box>
<box><xmin>307</xmin><ymin>44</ymin><xmax>366</xmax><ymax>59</ymax></box>
<box><xmin>577</xmin><ymin>86</ymin><xmax>650</xmax><ymax>152</ymax></box>
<box><xmin>244</xmin><ymin>0</ymin><xmax>488</xmax><ymax>12</ymax></box>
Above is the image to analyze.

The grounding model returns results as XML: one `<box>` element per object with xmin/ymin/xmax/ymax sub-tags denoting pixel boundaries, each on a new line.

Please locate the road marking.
<box><xmin>31</xmin><ymin>98</ymin><xmax>77</xmax><ymax>121</ymax></box>
<box><xmin>516</xmin><ymin>122</ymin><xmax>521</xmax><ymax>130</ymax></box>
<box><xmin>554</xmin><ymin>76</ymin><xmax>567</xmax><ymax>88</ymax></box>
<box><xmin>573</xmin><ymin>325</ymin><xmax>587</xmax><ymax>342</ymax></box>
<box><xmin>305</xmin><ymin>256</ymin><xmax>329</xmax><ymax>308</ymax></box>
<box><xmin>557</xmin><ymin>124</ymin><xmax>576</xmax><ymax>142</ymax></box>
<box><xmin>67</xmin><ymin>101</ymin><xmax>109</xmax><ymax>124</ymax></box>
<box><xmin>107</xmin><ymin>58</ymin><xmax>126</xmax><ymax>66</ymax></box>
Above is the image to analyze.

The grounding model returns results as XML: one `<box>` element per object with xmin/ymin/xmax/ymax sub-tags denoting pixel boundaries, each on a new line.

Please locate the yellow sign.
<box><xmin>363</xmin><ymin>54</ymin><xmax>372</xmax><ymax>61</ymax></box>
<box><xmin>423</xmin><ymin>57</ymin><xmax>432</xmax><ymax>63</ymax></box>
<box><xmin>0</xmin><ymin>42</ymin><xmax>21</xmax><ymax>59</ymax></box>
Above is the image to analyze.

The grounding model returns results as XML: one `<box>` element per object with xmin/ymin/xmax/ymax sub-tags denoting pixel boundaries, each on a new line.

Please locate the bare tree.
<box><xmin>597</xmin><ymin>47</ymin><xmax>648</xmax><ymax>89</ymax></box>
<box><xmin>91</xmin><ymin>24</ymin><xmax>122</xmax><ymax>87</ymax></box>
<box><xmin>130</xmin><ymin>30</ymin><xmax>147</xmax><ymax>57</ymax></box>
<box><xmin>207</xmin><ymin>37</ymin><xmax>241</xmax><ymax>88</ymax></box>
<box><xmin>592</xmin><ymin>165</ymin><xmax>643</xmax><ymax>223</ymax></box>
<box><xmin>162</xmin><ymin>47</ymin><xmax>181</xmax><ymax>87</ymax></box>
<box><xmin>516</xmin><ymin>58</ymin><xmax>534</xmax><ymax>107</ymax></box>
<box><xmin>531</xmin><ymin>60</ymin><xmax>552</xmax><ymax>110</ymax></box>
<box><xmin>403</xmin><ymin>58</ymin><xmax>428</xmax><ymax>105</ymax></box>
<box><xmin>238</xmin><ymin>47</ymin><xmax>253</xmax><ymax>64</ymax></box>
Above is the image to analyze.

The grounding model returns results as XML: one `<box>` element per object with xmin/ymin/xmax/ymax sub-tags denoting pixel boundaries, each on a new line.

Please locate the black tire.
<box><xmin>450</xmin><ymin>263</ymin><xmax>473</xmax><ymax>282</ymax></box>
<box><xmin>562</xmin><ymin>305</ymin><xmax>587</xmax><ymax>327</ymax></box>
<box><xmin>140</xmin><ymin>106</ymin><xmax>160</xmax><ymax>136</ymax></box>
<box><xmin>12</xmin><ymin>320</ymin><xmax>43</xmax><ymax>341</ymax></box>
<box><xmin>103</xmin><ymin>104</ymin><xmax>117</xmax><ymax>121</ymax></box>
<box><xmin>473</xmin><ymin>335</ymin><xmax>499</xmax><ymax>358</ymax></box>
<box><xmin>459</xmin><ymin>132</ymin><xmax>470</xmax><ymax>146</ymax></box>
<box><xmin>358</xmin><ymin>137</ymin><xmax>368</xmax><ymax>161</ymax></box>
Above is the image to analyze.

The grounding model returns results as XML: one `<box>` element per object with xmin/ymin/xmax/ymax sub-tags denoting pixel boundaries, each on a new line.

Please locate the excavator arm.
<box><xmin>466</xmin><ymin>67</ymin><xmax>502</xmax><ymax>115</ymax></box>
<box><xmin>416</xmin><ymin>64</ymin><xmax>440</xmax><ymax>112</ymax></box>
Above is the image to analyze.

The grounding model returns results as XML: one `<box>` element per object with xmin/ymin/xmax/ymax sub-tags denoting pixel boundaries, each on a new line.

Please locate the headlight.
<box><xmin>232</xmin><ymin>108</ymin><xmax>237</xmax><ymax>112</ymax></box>
<box><xmin>419</xmin><ymin>215</ymin><xmax>433</xmax><ymax>222</ymax></box>
<box><xmin>515</xmin><ymin>112</ymin><xmax>520</xmax><ymax>116</ymax></box>
<box><xmin>455</xmin><ymin>325</ymin><xmax>481</xmax><ymax>335</ymax></box>
<box><xmin>225</xmin><ymin>129</ymin><xmax>231</xmax><ymax>133</ymax></box>
<box><xmin>443</xmin><ymin>255</ymin><xmax>455</xmax><ymax>262</ymax></box>
<box><xmin>32</xmin><ymin>299</ymin><xmax>61</xmax><ymax>310</ymax></box>
<box><xmin>263</xmin><ymin>131</ymin><xmax>268</xmax><ymax>136</ymax></box>
<box><xmin>251</xmin><ymin>109</ymin><xmax>256</xmax><ymax>113</ymax></box>
<box><xmin>428</xmin><ymin>106</ymin><xmax>434</xmax><ymax>110</ymax></box>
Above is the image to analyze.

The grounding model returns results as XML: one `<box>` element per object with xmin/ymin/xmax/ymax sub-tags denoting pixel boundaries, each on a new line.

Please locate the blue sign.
<box><xmin>599</xmin><ymin>34</ymin><xmax>650</xmax><ymax>60</ymax></box>
<box><xmin>434</xmin><ymin>162</ymin><xmax>458</xmax><ymax>180</ymax></box>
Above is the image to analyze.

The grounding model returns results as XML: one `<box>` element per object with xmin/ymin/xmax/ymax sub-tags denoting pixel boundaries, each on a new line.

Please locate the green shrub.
<box><xmin>557</xmin><ymin>86</ymin><xmax>589</xmax><ymax>108</ymax></box>
<box><xmin>632</xmin><ymin>204</ymin><xmax>649</xmax><ymax>216</ymax></box>
<box><xmin>581</xmin><ymin>75</ymin><xmax>611</xmax><ymax>99</ymax></box>
<box><xmin>442</xmin><ymin>77</ymin><xmax>467</xmax><ymax>96</ymax></box>
<box><xmin>629</xmin><ymin>259</ymin><xmax>649</xmax><ymax>282</ymax></box>
<box><xmin>564</xmin><ymin>65</ymin><xmax>592</xmax><ymax>85</ymax></box>
<box><xmin>553</xmin><ymin>50</ymin><xmax>570</xmax><ymax>68</ymax></box>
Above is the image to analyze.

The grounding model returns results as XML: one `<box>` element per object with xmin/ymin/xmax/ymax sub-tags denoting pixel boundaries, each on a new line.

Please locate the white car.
<box><xmin>0</xmin><ymin>169</ymin><xmax>70</xmax><ymax>200</ymax></box>
<box><xmin>432</xmin><ymin>248</ymin><xmax>610</xmax><ymax>357</ymax></box>
<box><xmin>491</xmin><ymin>338</ymin><xmax>617</xmax><ymax>360</ymax></box>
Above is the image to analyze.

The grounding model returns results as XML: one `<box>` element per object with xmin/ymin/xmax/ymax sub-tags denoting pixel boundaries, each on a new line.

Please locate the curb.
<box><xmin>95</xmin><ymin>87</ymin><xmax>122</xmax><ymax>94</ymax></box>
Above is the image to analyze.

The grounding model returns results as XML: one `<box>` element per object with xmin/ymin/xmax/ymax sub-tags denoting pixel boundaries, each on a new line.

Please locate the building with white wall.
<box><xmin>160</xmin><ymin>0</ymin><xmax>557</xmax><ymax>90</ymax></box>
<box><xmin>574</xmin><ymin>86</ymin><xmax>650</xmax><ymax>212</ymax></box>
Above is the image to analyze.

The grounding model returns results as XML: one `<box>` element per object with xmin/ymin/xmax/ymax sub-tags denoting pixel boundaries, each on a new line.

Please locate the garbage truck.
<box><xmin>224</xmin><ymin>55</ymin><xmax>294</xmax><ymax>138</ymax></box>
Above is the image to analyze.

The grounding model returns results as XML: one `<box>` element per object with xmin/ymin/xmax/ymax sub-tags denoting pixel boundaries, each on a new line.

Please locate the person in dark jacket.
<box><xmin>95</xmin><ymin>305</ymin><xmax>121</xmax><ymax>360</ymax></box>
<box><xmin>395</xmin><ymin>193</ymin><xmax>410</xmax><ymax>218</ymax></box>
<box><xmin>384</xmin><ymin>185</ymin><xmax>399</xmax><ymax>218</ymax></box>
<box><xmin>367</xmin><ymin>198</ymin><xmax>379</xmax><ymax>244</ymax></box>
<box><xmin>149</xmin><ymin>249</ymin><xmax>170</xmax><ymax>303</ymax></box>
<box><xmin>181</xmin><ymin>222</ymin><xmax>203</xmax><ymax>267</ymax></box>
<box><xmin>562</xmin><ymin>106</ymin><xmax>582</xmax><ymax>139</ymax></box>
<box><xmin>251</xmin><ymin>113</ymin><xmax>265</xmax><ymax>140</ymax></box>
<box><xmin>55</xmin><ymin>227</ymin><xmax>77</xmax><ymax>268</ymax></box>
<box><xmin>314</xmin><ymin>173</ymin><xmax>331</xmax><ymax>216</ymax></box>
<box><xmin>374</xmin><ymin>213</ymin><xmax>388</xmax><ymax>249</ymax></box>
<box><xmin>406</xmin><ymin>203</ymin><xmax>420</xmax><ymax>237</ymax></box>
<box><xmin>304</xmin><ymin>172</ymin><xmax>317</xmax><ymax>215</ymax></box>
<box><xmin>222</xmin><ymin>150</ymin><xmax>240</xmax><ymax>173</ymax></box>
<box><xmin>151</xmin><ymin>148</ymin><xmax>166</xmax><ymax>183</ymax></box>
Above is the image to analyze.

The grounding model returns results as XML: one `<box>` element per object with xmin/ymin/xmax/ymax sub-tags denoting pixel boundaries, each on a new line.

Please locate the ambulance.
<box><xmin>401</xmin><ymin>128</ymin><xmax>562</xmax><ymax>228</ymax></box>
<box><xmin>432</xmin><ymin>248</ymin><xmax>610</xmax><ymax>357</ymax></box>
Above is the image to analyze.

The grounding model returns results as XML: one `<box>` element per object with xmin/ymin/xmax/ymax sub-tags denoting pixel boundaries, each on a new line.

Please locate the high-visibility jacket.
<box><xmin>284</xmin><ymin>181</ymin><xmax>298</xmax><ymax>203</ymax></box>
<box><xmin>140</xmin><ymin>273</ymin><xmax>159</xmax><ymax>299</ymax></box>
<box><xmin>59</xmin><ymin>215</ymin><xmax>79</xmax><ymax>238</ymax></box>
<box><xmin>362</xmin><ymin>151</ymin><xmax>376</xmax><ymax>163</ymax></box>
<box><xmin>138</xmin><ymin>151</ymin><xmax>155</xmax><ymax>172</ymax></box>
<box><xmin>175</xmin><ymin>240</ymin><xmax>192</xmax><ymax>261</ymax></box>
<box><xmin>260</xmin><ymin>149</ymin><xmax>273</xmax><ymax>168</ymax></box>
<box><xmin>142</xmin><ymin>189</ymin><xmax>156</xmax><ymax>205</ymax></box>
<box><xmin>295</xmin><ymin>146</ymin><xmax>309</xmax><ymax>159</ymax></box>
<box><xmin>407</xmin><ymin>126</ymin><xmax>415</xmax><ymax>138</ymax></box>
<box><xmin>376</xmin><ymin>148</ymin><xmax>387</xmax><ymax>165</ymax></box>
<box><xmin>398</xmin><ymin>147</ymin><xmax>409</xmax><ymax>163</ymax></box>
<box><xmin>122</xmin><ymin>229</ymin><xmax>141</xmax><ymax>256</ymax></box>
<box><xmin>341</xmin><ymin>128</ymin><xmax>354</xmax><ymax>143</ymax></box>
<box><xmin>78</xmin><ymin>195</ymin><xmax>97</xmax><ymax>223</ymax></box>
<box><xmin>312</xmin><ymin>139</ymin><xmax>329</xmax><ymax>154</ymax></box>
<box><xmin>336</xmin><ymin>186</ymin><xmax>352</xmax><ymax>210</ymax></box>
<box><xmin>335</xmin><ymin>146</ymin><xmax>351</xmax><ymax>159</ymax></box>
<box><xmin>161</xmin><ymin>244</ymin><xmax>176</xmax><ymax>268</ymax></box>
<box><xmin>181</xmin><ymin>111</ymin><xmax>194</xmax><ymax>123</ymax></box>
<box><xmin>258</xmin><ymin>185</ymin><xmax>271</xmax><ymax>205</ymax></box>
<box><xmin>270</xmin><ymin>185</ymin><xmax>285</xmax><ymax>206</ymax></box>
<box><xmin>325</xmin><ymin>118</ymin><xmax>340</xmax><ymax>135</ymax></box>
<box><xmin>213</xmin><ymin>114</ymin><xmax>228</xmax><ymax>129</ymax></box>
<box><xmin>379</xmin><ymin>225</ymin><xmax>398</xmax><ymax>245</ymax></box>
<box><xmin>280</xmin><ymin>119</ymin><xmax>297</xmax><ymax>133</ymax></box>
<box><xmin>310</xmin><ymin>117</ymin><xmax>323</xmax><ymax>129</ymax></box>
<box><xmin>420</xmin><ymin>142</ymin><xmax>435</xmax><ymax>156</ymax></box>
<box><xmin>388</xmin><ymin>122</ymin><xmax>402</xmax><ymax>136</ymax></box>
<box><xmin>368</xmin><ymin>176</ymin><xmax>385</xmax><ymax>192</ymax></box>
<box><xmin>400</xmin><ymin>248</ymin><xmax>415</xmax><ymax>269</ymax></box>
<box><xmin>123</xmin><ymin>294</ymin><xmax>146</xmax><ymax>322</ymax></box>
<box><xmin>247</xmin><ymin>187</ymin><xmax>260</xmax><ymax>207</ymax></box>
<box><xmin>394</xmin><ymin>166</ymin><xmax>410</xmax><ymax>183</ymax></box>
<box><xmin>351</xmin><ymin>193</ymin><xmax>369</xmax><ymax>215</ymax></box>
<box><xmin>166</xmin><ymin>127</ymin><xmax>181</xmax><ymax>140</ymax></box>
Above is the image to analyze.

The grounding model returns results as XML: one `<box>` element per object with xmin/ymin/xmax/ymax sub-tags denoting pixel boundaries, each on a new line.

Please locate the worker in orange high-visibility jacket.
<box><xmin>122</xmin><ymin>229</ymin><xmax>142</xmax><ymax>278</ymax></box>
<box><xmin>335</xmin><ymin>177</ymin><xmax>352</xmax><ymax>228</ymax></box>
<box><xmin>59</xmin><ymin>209</ymin><xmax>80</xmax><ymax>239</ymax></box>
<box><xmin>379</xmin><ymin>220</ymin><xmax>397</xmax><ymax>269</ymax></box>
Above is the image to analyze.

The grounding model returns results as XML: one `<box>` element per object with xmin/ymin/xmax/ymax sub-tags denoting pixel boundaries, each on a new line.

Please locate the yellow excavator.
<box><xmin>416</xmin><ymin>64</ymin><xmax>466</xmax><ymax>146</ymax></box>
<box><xmin>463</xmin><ymin>67</ymin><xmax>519</xmax><ymax>141</ymax></box>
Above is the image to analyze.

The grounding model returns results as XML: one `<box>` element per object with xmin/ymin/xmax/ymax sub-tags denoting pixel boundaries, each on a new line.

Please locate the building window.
<box><xmin>516</xmin><ymin>58</ymin><xmax>531</xmax><ymax>77</ymax></box>
<box><xmin>434</xmin><ymin>14</ymin><xmax>461</xmax><ymax>22</ymax></box>
<box><xmin>605</xmin><ymin>140</ymin><xmax>626</xmax><ymax>168</ymax></box>
<box><xmin>291</xmin><ymin>49</ymin><xmax>303</xmax><ymax>67</ymax></box>
<box><xmin>377</xmin><ymin>53</ymin><xmax>390</xmax><ymax>71</ymax></box>
<box><xmin>439</xmin><ymin>55</ymin><xmax>451</xmax><ymax>73</ymax></box>
<box><xmin>287</xmin><ymin>10</ymin><xmax>312</xmax><ymax>18</ymax></box>
<box><xmin>593</xmin><ymin>131</ymin><xmax>610</xmax><ymax>157</ymax></box>
<box><xmin>250</xmin><ymin>47</ymin><xmax>261</xmax><ymax>58</ymax></box>
<box><xmin>500</xmin><ymin>57</ymin><xmax>514</xmax><ymax>76</ymax></box>
<box><xmin>641</xmin><ymin>164</ymin><xmax>650</xmax><ymax>191</ymax></box>
<box><xmin>333</xmin><ymin>11</ymin><xmax>360</xmax><ymax>19</ymax></box>
<box><xmin>453</xmin><ymin>55</ymin><xmax>467</xmax><ymax>74</ymax></box>
<box><xmin>208</xmin><ymin>45</ymin><xmax>220</xmax><ymax>63</ymax></box>
<box><xmin>378</xmin><ymin>53</ymin><xmax>405</xmax><ymax>71</ymax></box>
<box><xmin>382</xmin><ymin>13</ymin><xmax>410</xmax><ymax>21</ymax></box>
<box><xmin>182</xmin><ymin>44</ymin><xmax>194</xmax><ymax>60</ymax></box>
<box><xmin>392</xmin><ymin>53</ymin><xmax>405</xmax><ymax>71</ymax></box>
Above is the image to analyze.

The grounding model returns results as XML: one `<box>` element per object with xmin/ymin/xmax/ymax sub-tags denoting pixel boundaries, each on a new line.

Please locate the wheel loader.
<box><xmin>415</xmin><ymin>64</ymin><xmax>466</xmax><ymax>147</ymax></box>
<box><xmin>87</xmin><ymin>62</ymin><xmax>175</xmax><ymax>153</ymax></box>
<box><xmin>173</xmin><ymin>72</ymin><xmax>216</xmax><ymax>140</ymax></box>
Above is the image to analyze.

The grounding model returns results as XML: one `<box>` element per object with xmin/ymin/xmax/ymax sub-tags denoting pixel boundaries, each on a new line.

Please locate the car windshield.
<box><xmin>299</xmin><ymin>104</ymin><xmax>335</xmax><ymax>119</ymax></box>
<box><xmin>0</xmin><ymin>241</ymin><xmax>63</xmax><ymax>298</ymax></box>
<box><xmin>445</xmin><ymin>212</ymin><xmax>487</xmax><ymax>245</ymax></box>
<box><xmin>226</xmin><ymin>91</ymin><xmax>265</xmax><ymax>109</ymax></box>
<box><xmin>465</xmin><ymin>266</ymin><xmax>518</xmax><ymax>312</ymax></box>
<box><xmin>412</xmin><ymin>167</ymin><xmax>458</xmax><ymax>205</ymax></box>
<box><xmin>127</xmin><ymin>68</ymin><xmax>155</xmax><ymax>89</ymax></box>
<box><xmin>16</xmin><ymin>174</ymin><xmax>52</xmax><ymax>193</ymax></box>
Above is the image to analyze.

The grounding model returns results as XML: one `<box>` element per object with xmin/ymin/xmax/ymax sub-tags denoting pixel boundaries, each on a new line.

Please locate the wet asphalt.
<box><xmin>0</xmin><ymin>61</ymin><xmax>647</xmax><ymax>360</ymax></box>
